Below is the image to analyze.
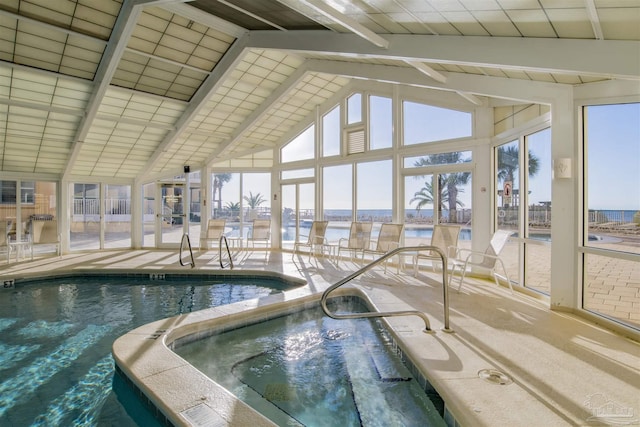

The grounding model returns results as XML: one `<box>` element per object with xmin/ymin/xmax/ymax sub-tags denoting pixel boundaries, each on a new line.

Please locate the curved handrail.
<box><xmin>321</xmin><ymin>245</ymin><xmax>452</xmax><ymax>333</ymax></box>
<box><xmin>218</xmin><ymin>235</ymin><xmax>234</xmax><ymax>269</ymax></box>
<box><xmin>179</xmin><ymin>233</ymin><xmax>195</xmax><ymax>268</ymax></box>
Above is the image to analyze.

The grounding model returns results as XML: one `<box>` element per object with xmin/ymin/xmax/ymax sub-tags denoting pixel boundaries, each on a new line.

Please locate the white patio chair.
<box><xmin>451</xmin><ymin>229</ymin><xmax>513</xmax><ymax>293</ymax></box>
<box><xmin>0</xmin><ymin>220</ymin><xmax>10</xmax><ymax>263</ymax></box>
<box><xmin>363</xmin><ymin>223</ymin><xmax>404</xmax><ymax>273</ymax></box>
<box><xmin>30</xmin><ymin>219</ymin><xmax>61</xmax><ymax>259</ymax></box>
<box><xmin>199</xmin><ymin>219</ymin><xmax>227</xmax><ymax>251</ymax></box>
<box><xmin>336</xmin><ymin>221</ymin><xmax>373</xmax><ymax>263</ymax></box>
<box><xmin>292</xmin><ymin>220</ymin><xmax>329</xmax><ymax>261</ymax></box>
<box><xmin>247</xmin><ymin>219</ymin><xmax>271</xmax><ymax>260</ymax></box>
<box><xmin>413</xmin><ymin>224</ymin><xmax>461</xmax><ymax>278</ymax></box>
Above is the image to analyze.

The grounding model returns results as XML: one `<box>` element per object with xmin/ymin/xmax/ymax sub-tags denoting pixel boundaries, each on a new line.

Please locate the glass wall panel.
<box><xmin>404</xmin><ymin>174</ymin><xmax>434</xmax><ymax>246</ymax></box>
<box><xmin>143</xmin><ymin>183</ymin><xmax>155</xmax><ymax>247</ymax></box>
<box><xmin>404</xmin><ymin>151</ymin><xmax>472</xmax><ymax>168</ymax></box>
<box><xmin>347</xmin><ymin>93</ymin><xmax>362</xmax><ymax>124</ymax></box>
<box><xmin>524</xmin><ymin>128</ymin><xmax>552</xmax><ymax>293</ymax></box>
<box><xmin>496</xmin><ymin>140</ymin><xmax>520</xmax><ymax>285</ymax></box>
<box><xmin>583</xmin><ymin>103</ymin><xmax>639</xmax><ymax>329</ymax></box>
<box><xmin>0</xmin><ymin>180</ymin><xmax>56</xmax><ymax>259</ymax></box>
<box><xmin>281</xmin><ymin>183</ymin><xmax>315</xmax><ymax>250</ymax></box>
<box><xmin>159</xmin><ymin>183</ymin><xmax>184</xmax><ymax>245</ymax></box>
<box><xmin>583</xmin><ymin>253</ymin><xmax>640</xmax><ymax>329</ymax></box>
<box><xmin>242</xmin><ymin>173</ymin><xmax>271</xmax><ymax>239</ymax></box>
<box><xmin>403</xmin><ymin>101</ymin><xmax>472</xmax><ymax>145</ymax></box>
<box><xmin>369</xmin><ymin>95</ymin><xmax>392</xmax><ymax>150</ymax></box>
<box><xmin>27</xmin><ymin>181</ymin><xmax>57</xmax><ymax>257</ymax></box>
<box><xmin>323</xmin><ymin>164</ymin><xmax>352</xmax><ymax>242</ymax></box>
<box><xmin>71</xmin><ymin>183</ymin><xmax>100</xmax><ymax>251</ymax></box>
<box><xmin>585</xmin><ymin>104</ymin><xmax>640</xmax><ymax>255</ymax></box>
<box><xmin>281</xmin><ymin>184</ymin><xmax>296</xmax><ymax>249</ymax></box>
<box><xmin>357</xmin><ymin>160</ymin><xmax>392</xmax><ymax>236</ymax></box>
<box><xmin>322</xmin><ymin>105</ymin><xmax>340</xmax><ymax>157</ymax></box>
<box><xmin>212</xmin><ymin>173</ymin><xmax>240</xmax><ymax>222</ymax></box>
<box><xmin>526</xmin><ymin>129</ymin><xmax>552</xmax><ymax>238</ymax></box>
<box><xmin>0</xmin><ymin>181</ymin><xmax>17</xmax><ymax>247</ymax></box>
<box><xmin>525</xmin><ymin>243</ymin><xmax>551</xmax><ymax>294</ymax></box>
<box><xmin>282</xmin><ymin>169</ymin><xmax>314</xmax><ymax>180</ymax></box>
<box><xmin>104</xmin><ymin>184</ymin><xmax>131</xmax><ymax>249</ymax></box>
<box><xmin>281</xmin><ymin>125</ymin><xmax>315</xmax><ymax>163</ymax></box>
<box><xmin>497</xmin><ymin>140</ymin><xmax>520</xmax><ymax>233</ymax></box>
<box><xmin>188</xmin><ymin>171</ymin><xmax>202</xmax><ymax>246</ymax></box>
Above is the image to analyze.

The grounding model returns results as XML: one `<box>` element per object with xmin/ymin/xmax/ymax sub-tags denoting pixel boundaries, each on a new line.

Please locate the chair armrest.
<box><xmin>461</xmin><ymin>250</ymin><xmax>500</xmax><ymax>265</ymax></box>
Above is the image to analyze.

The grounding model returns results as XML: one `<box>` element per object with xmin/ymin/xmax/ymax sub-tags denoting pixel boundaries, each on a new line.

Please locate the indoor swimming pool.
<box><xmin>0</xmin><ymin>273</ymin><xmax>301</xmax><ymax>426</ymax></box>
<box><xmin>174</xmin><ymin>296</ymin><xmax>447</xmax><ymax>427</ymax></box>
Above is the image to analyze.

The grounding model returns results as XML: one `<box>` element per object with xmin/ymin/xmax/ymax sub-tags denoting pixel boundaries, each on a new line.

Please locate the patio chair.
<box><xmin>292</xmin><ymin>220</ymin><xmax>329</xmax><ymax>261</ymax></box>
<box><xmin>336</xmin><ymin>221</ymin><xmax>373</xmax><ymax>263</ymax></box>
<box><xmin>451</xmin><ymin>229</ymin><xmax>513</xmax><ymax>293</ymax></box>
<box><xmin>0</xmin><ymin>220</ymin><xmax>10</xmax><ymax>263</ymax></box>
<box><xmin>199</xmin><ymin>219</ymin><xmax>227</xmax><ymax>251</ymax></box>
<box><xmin>363</xmin><ymin>223</ymin><xmax>404</xmax><ymax>273</ymax></box>
<box><xmin>412</xmin><ymin>224</ymin><xmax>461</xmax><ymax>278</ymax></box>
<box><xmin>29</xmin><ymin>219</ymin><xmax>61</xmax><ymax>259</ymax></box>
<box><xmin>247</xmin><ymin>219</ymin><xmax>271</xmax><ymax>260</ymax></box>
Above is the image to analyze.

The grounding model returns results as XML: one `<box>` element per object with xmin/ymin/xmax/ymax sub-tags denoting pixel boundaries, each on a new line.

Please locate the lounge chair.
<box><xmin>0</xmin><ymin>220</ymin><xmax>10</xmax><ymax>263</ymax></box>
<box><xmin>451</xmin><ymin>229</ymin><xmax>513</xmax><ymax>292</ymax></box>
<box><xmin>247</xmin><ymin>219</ymin><xmax>271</xmax><ymax>260</ymax></box>
<box><xmin>413</xmin><ymin>224</ymin><xmax>461</xmax><ymax>278</ymax></box>
<box><xmin>363</xmin><ymin>223</ymin><xmax>404</xmax><ymax>272</ymax></box>
<box><xmin>29</xmin><ymin>219</ymin><xmax>61</xmax><ymax>259</ymax></box>
<box><xmin>199</xmin><ymin>219</ymin><xmax>227</xmax><ymax>251</ymax></box>
<box><xmin>292</xmin><ymin>220</ymin><xmax>329</xmax><ymax>261</ymax></box>
<box><xmin>336</xmin><ymin>221</ymin><xmax>373</xmax><ymax>263</ymax></box>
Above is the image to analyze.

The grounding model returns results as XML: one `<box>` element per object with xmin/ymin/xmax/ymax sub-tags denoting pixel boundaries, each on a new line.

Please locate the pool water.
<box><xmin>0</xmin><ymin>275</ymin><xmax>297</xmax><ymax>427</ymax></box>
<box><xmin>175</xmin><ymin>298</ymin><xmax>447</xmax><ymax>427</ymax></box>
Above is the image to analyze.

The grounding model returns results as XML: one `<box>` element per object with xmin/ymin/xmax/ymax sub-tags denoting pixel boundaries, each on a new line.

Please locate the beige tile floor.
<box><xmin>1</xmin><ymin>248</ymin><xmax>639</xmax><ymax>426</ymax></box>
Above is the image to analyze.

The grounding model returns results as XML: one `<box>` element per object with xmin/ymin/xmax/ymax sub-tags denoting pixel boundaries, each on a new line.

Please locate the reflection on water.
<box><xmin>176</xmin><ymin>299</ymin><xmax>447</xmax><ymax>427</ymax></box>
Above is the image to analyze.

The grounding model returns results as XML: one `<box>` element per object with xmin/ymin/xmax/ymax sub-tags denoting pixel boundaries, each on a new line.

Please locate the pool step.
<box><xmin>343</xmin><ymin>341</ymin><xmax>448</xmax><ymax>427</ymax></box>
<box><xmin>367</xmin><ymin>343</ymin><xmax>412</xmax><ymax>381</ymax></box>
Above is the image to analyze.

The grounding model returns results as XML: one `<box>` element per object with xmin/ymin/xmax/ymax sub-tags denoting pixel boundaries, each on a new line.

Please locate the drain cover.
<box><xmin>478</xmin><ymin>369</ymin><xmax>513</xmax><ymax>385</ymax></box>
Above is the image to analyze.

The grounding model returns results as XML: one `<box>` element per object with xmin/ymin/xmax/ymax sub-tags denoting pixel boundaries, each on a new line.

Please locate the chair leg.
<box><xmin>456</xmin><ymin>261</ymin><xmax>469</xmax><ymax>292</ymax></box>
<box><xmin>496</xmin><ymin>259</ymin><xmax>513</xmax><ymax>293</ymax></box>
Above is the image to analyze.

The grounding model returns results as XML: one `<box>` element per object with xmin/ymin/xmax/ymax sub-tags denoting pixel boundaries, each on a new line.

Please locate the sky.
<box><xmin>586</xmin><ymin>103</ymin><xmax>640</xmax><ymax>210</ymax></box>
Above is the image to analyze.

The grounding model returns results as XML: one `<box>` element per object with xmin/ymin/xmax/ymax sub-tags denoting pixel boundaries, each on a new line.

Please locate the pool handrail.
<box><xmin>179</xmin><ymin>233</ymin><xmax>195</xmax><ymax>268</ymax></box>
<box><xmin>219</xmin><ymin>235</ymin><xmax>234</xmax><ymax>269</ymax></box>
<box><xmin>321</xmin><ymin>245</ymin><xmax>453</xmax><ymax>333</ymax></box>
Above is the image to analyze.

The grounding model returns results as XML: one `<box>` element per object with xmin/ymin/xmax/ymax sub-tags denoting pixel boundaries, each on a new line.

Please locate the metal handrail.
<box><xmin>321</xmin><ymin>245</ymin><xmax>453</xmax><ymax>333</ymax></box>
<box><xmin>219</xmin><ymin>235</ymin><xmax>234</xmax><ymax>269</ymax></box>
<box><xmin>179</xmin><ymin>233</ymin><xmax>195</xmax><ymax>268</ymax></box>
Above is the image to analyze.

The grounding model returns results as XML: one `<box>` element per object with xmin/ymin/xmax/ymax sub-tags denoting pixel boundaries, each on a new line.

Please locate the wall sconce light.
<box><xmin>553</xmin><ymin>158</ymin><xmax>571</xmax><ymax>179</ymax></box>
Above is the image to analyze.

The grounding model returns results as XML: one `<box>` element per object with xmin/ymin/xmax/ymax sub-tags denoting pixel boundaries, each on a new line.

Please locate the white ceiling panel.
<box><xmin>0</xmin><ymin>0</ymin><xmax>635</xmax><ymax>179</ymax></box>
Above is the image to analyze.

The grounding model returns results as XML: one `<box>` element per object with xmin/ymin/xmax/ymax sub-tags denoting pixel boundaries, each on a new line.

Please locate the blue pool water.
<box><xmin>175</xmin><ymin>297</ymin><xmax>447</xmax><ymax>426</ymax></box>
<box><xmin>0</xmin><ymin>274</ymin><xmax>299</xmax><ymax>427</ymax></box>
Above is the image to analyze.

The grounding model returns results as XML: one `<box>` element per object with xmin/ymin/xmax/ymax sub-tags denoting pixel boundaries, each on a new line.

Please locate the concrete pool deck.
<box><xmin>0</xmin><ymin>249</ymin><xmax>638</xmax><ymax>426</ymax></box>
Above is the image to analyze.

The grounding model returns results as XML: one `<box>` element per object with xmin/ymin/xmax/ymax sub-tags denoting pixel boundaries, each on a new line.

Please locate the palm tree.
<box><xmin>497</xmin><ymin>145</ymin><xmax>540</xmax><ymax>207</ymax></box>
<box><xmin>213</xmin><ymin>173</ymin><xmax>233</xmax><ymax>211</ymax></box>
<box><xmin>497</xmin><ymin>145</ymin><xmax>540</xmax><ymax>183</ymax></box>
<box><xmin>225</xmin><ymin>201</ymin><xmax>240</xmax><ymax>218</ymax></box>
<box><xmin>412</xmin><ymin>153</ymin><xmax>471</xmax><ymax>223</ymax></box>
<box><xmin>410</xmin><ymin>176</ymin><xmax>465</xmax><ymax>214</ymax></box>
<box><xmin>243</xmin><ymin>192</ymin><xmax>266</xmax><ymax>209</ymax></box>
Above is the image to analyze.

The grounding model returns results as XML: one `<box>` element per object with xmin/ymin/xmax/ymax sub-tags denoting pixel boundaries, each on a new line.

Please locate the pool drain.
<box><xmin>478</xmin><ymin>369</ymin><xmax>513</xmax><ymax>385</ymax></box>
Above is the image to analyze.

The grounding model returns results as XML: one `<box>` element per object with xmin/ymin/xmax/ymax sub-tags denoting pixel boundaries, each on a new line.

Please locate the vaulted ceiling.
<box><xmin>0</xmin><ymin>0</ymin><xmax>638</xmax><ymax>182</ymax></box>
